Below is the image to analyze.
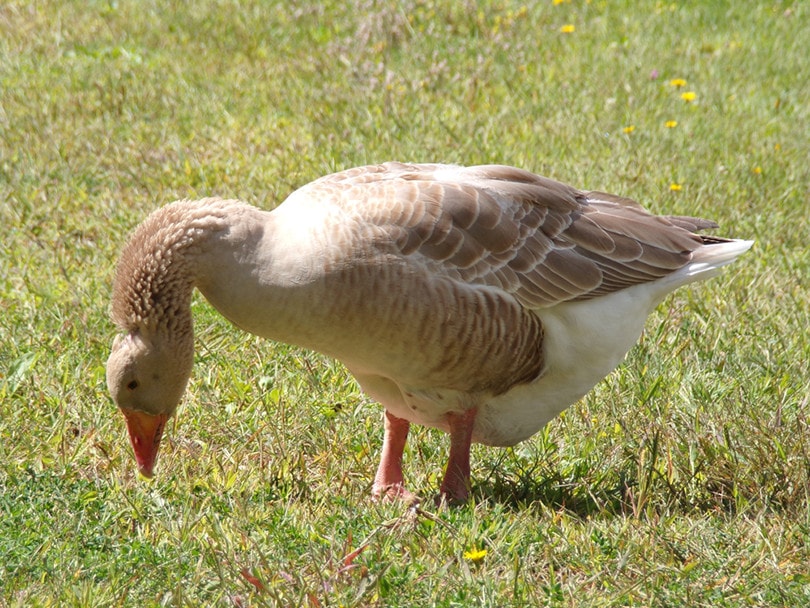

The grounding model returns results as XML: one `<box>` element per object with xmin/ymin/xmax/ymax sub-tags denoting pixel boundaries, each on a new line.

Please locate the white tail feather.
<box><xmin>671</xmin><ymin>239</ymin><xmax>754</xmax><ymax>286</ymax></box>
<box><xmin>687</xmin><ymin>239</ymin><xmax>754</xmax><ymax>273</ymax></box>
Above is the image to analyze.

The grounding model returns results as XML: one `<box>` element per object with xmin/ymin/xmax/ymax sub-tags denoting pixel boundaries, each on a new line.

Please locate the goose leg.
<box><xmin>372</xmin><ymin>410</ymin><xmax>414</xmax><ymax>500</ymax></box>
<box><xmin>439</xmin><ymin>408</ymin><xmax>478</xmax><ymax>503</ymax></box>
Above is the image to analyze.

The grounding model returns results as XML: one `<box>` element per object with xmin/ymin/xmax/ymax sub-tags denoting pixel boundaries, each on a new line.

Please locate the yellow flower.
<box><xmin>753</xmin><ymin>166</ymin><xmax>762</xmax><ymax>174</ymax></box>
<box><xmin>681</xmin><ymin>91</ymin><xmax>697</xmax><ymax>102</ymax></box>
<box><xmin>622</xmin><ymin>125</ymin><xmax>635</xmax><ymax>134</ymax></box>
<box><xmin>553</xmin><ymin>0</ymin><xmax>566</xmax><ymax>4</ymax></box>
<box><xmin>665</xmin><ymin>120</ymin><xmax>678</xmax><ymax>128</ymax></box>
<box><xmin>669</xmin><ymin>183</ymin><xmax>682</xmax><ymax>191</ymax></box>
<box><xmin>463</xmin><ymin>548</ymin><xmax>488</xmax><ymax>562</ymax></box>
<box><xmin>560</xmin><ymin>24</ymin><xmax>575</xmax><ymax>33</ymax></box>
<box><xmin>669</xmin><ymin>78</ymin><xmax>687</xmax><ymax>87</ymax></box>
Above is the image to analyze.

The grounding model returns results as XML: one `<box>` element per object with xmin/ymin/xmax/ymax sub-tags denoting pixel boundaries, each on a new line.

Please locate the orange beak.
<box><xmin>120</xmin><ymin>409</ymin><xmax>169</xmax><ymax>478</ymax></box>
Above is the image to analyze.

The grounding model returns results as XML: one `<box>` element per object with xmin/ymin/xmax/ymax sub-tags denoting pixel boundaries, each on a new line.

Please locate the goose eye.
<box><xmin>127</xmin><ymin>380</ymin><xmax>140</xmax><ymax>391</ymax></box>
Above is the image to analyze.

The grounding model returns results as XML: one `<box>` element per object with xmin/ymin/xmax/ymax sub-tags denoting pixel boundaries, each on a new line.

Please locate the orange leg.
<box><xmin>439</xmin><ymin>408</ymin><xmax>478</xmax><ymax>503</ymax></box>
<box><xmin>372</xmin><ymin>411</ymin><xmax>414</xmax><ymax>500</ymax></box>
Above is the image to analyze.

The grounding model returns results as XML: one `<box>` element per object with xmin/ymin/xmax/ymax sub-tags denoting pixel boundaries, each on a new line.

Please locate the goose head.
<box><xmin>107</xmin><ymin>329</ymin><xmax>194</xmax><ymax>477</ymax></box>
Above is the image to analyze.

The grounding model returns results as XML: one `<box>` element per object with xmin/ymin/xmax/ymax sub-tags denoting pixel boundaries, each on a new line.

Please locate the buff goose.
<box><xmin>106</xmin><ymin>162</ymin><xmax>752</xmax><ymax>502</ymax></box>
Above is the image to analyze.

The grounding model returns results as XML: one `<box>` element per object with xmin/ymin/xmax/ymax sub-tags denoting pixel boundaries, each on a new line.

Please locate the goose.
<box><xmin>106</xmin><ymin>162</ymin><xmax>752</xmax><ymax>503</ymax></box>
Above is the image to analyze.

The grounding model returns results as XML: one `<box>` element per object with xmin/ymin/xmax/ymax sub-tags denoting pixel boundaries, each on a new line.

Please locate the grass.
<box><xmin>1</xmin><ymin>0</ymin><xmax>808</xmax><ymax>605</ymax></box>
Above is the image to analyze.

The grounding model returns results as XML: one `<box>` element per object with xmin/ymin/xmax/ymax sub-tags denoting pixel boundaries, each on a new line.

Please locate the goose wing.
<box><xmin>304</xmin><ymin>162</ymin><xmax>712</xmax><ymax>308</ymax></box>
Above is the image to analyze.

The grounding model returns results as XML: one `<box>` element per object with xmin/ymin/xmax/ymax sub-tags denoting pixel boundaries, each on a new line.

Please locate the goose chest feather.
<box><xmin>107</xmin><ymin>162</ymin><xmax>752</xmax><ymax>502</ymax></box>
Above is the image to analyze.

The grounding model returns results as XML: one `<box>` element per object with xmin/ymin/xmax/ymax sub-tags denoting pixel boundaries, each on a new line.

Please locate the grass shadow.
<box><xmin>471</xmin><ymin>469</ymin><xmax>632</xmax><ymax>518</ymax></box>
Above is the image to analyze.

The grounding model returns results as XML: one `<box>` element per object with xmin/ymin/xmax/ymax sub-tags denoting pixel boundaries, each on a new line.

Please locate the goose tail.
<box><xmin>689</xmin><ymin>237</ymin><xmax>754</xmax><ymax>273</ymax></box>
<box><xmin>673</xmin><ymin>238</ymin><xmax>754</xmax><ymax>286</ymax></box>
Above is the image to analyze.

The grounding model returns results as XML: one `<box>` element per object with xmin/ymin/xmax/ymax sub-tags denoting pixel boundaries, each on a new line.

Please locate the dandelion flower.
<box><xmin>553</xmin><ymin>0</ymin><xmax>566</xmax><ymax>5</ymax></box>
<box><xmin>753</xmin><ymin>166</ymin><xmax>762</xmax><ymax>175</ymax></box>
<box><xmin>681</xmin><ymin>91</ymin><xmax>697</xmax><ymax>102</ymax></box>
<box><xmin>560</xmin><ymin>24</ymin><xmax>575</xmax><ymax>33</ymax></box>
<box><xmin>665</xmin><ymin>120</ymin><xmax>678</xmax><ymax>128</ymax></box>
<box><xmin>669</xmin><ymin>78</ymin><xmax>687</xmax><ymax>87</ymax></box>
<box><xmin>463</xmin><ymin>548</ymin><xmax>488</xmax><ymax>562</ymax></box>
<box><xmin>623</xmin><ymin>125</ymin><xmax>635</xmax><ymax>134</ymax></box>
<box><xmin>669</xmin><ymin>183</ymin><xmax>682</xmax><ymax>191</ymax></box>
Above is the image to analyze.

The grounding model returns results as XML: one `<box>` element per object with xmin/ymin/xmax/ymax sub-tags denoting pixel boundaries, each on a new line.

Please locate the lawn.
<box><xmin>1</xmin><ymin>0</ymin><xmax>808</xmax><ymax>605</ymax></box>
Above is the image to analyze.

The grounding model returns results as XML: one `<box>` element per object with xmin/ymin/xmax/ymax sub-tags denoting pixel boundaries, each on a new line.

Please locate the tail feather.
<box><xmin>679</xmin><ymin>238</ymin><xmax>754</xmax><ymax>281</ymax></box>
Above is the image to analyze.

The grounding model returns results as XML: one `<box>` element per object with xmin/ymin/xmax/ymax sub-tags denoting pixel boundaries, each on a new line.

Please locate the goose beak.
<box><xmin>120</xmin><ymin>409</ymin><xmax>169</xmax><ymax>478</ymax></box>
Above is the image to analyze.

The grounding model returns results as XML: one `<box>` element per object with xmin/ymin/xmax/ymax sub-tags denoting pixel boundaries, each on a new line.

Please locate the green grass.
<box><xmin>1</xmin><ymin>0</ymin><xmax>808</xmax><ymax>605</ymax></box>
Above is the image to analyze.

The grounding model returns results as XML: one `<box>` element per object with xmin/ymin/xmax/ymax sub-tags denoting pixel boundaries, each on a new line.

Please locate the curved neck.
<box><xmin>111</xmin><ymin>199</ymin><xmax>242</xmax><ymax>338</ymax></box>
<box><xmin>112</xmin><ymin>197</ymin><xmax>345</xmax><ymax>354</ymax></box>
